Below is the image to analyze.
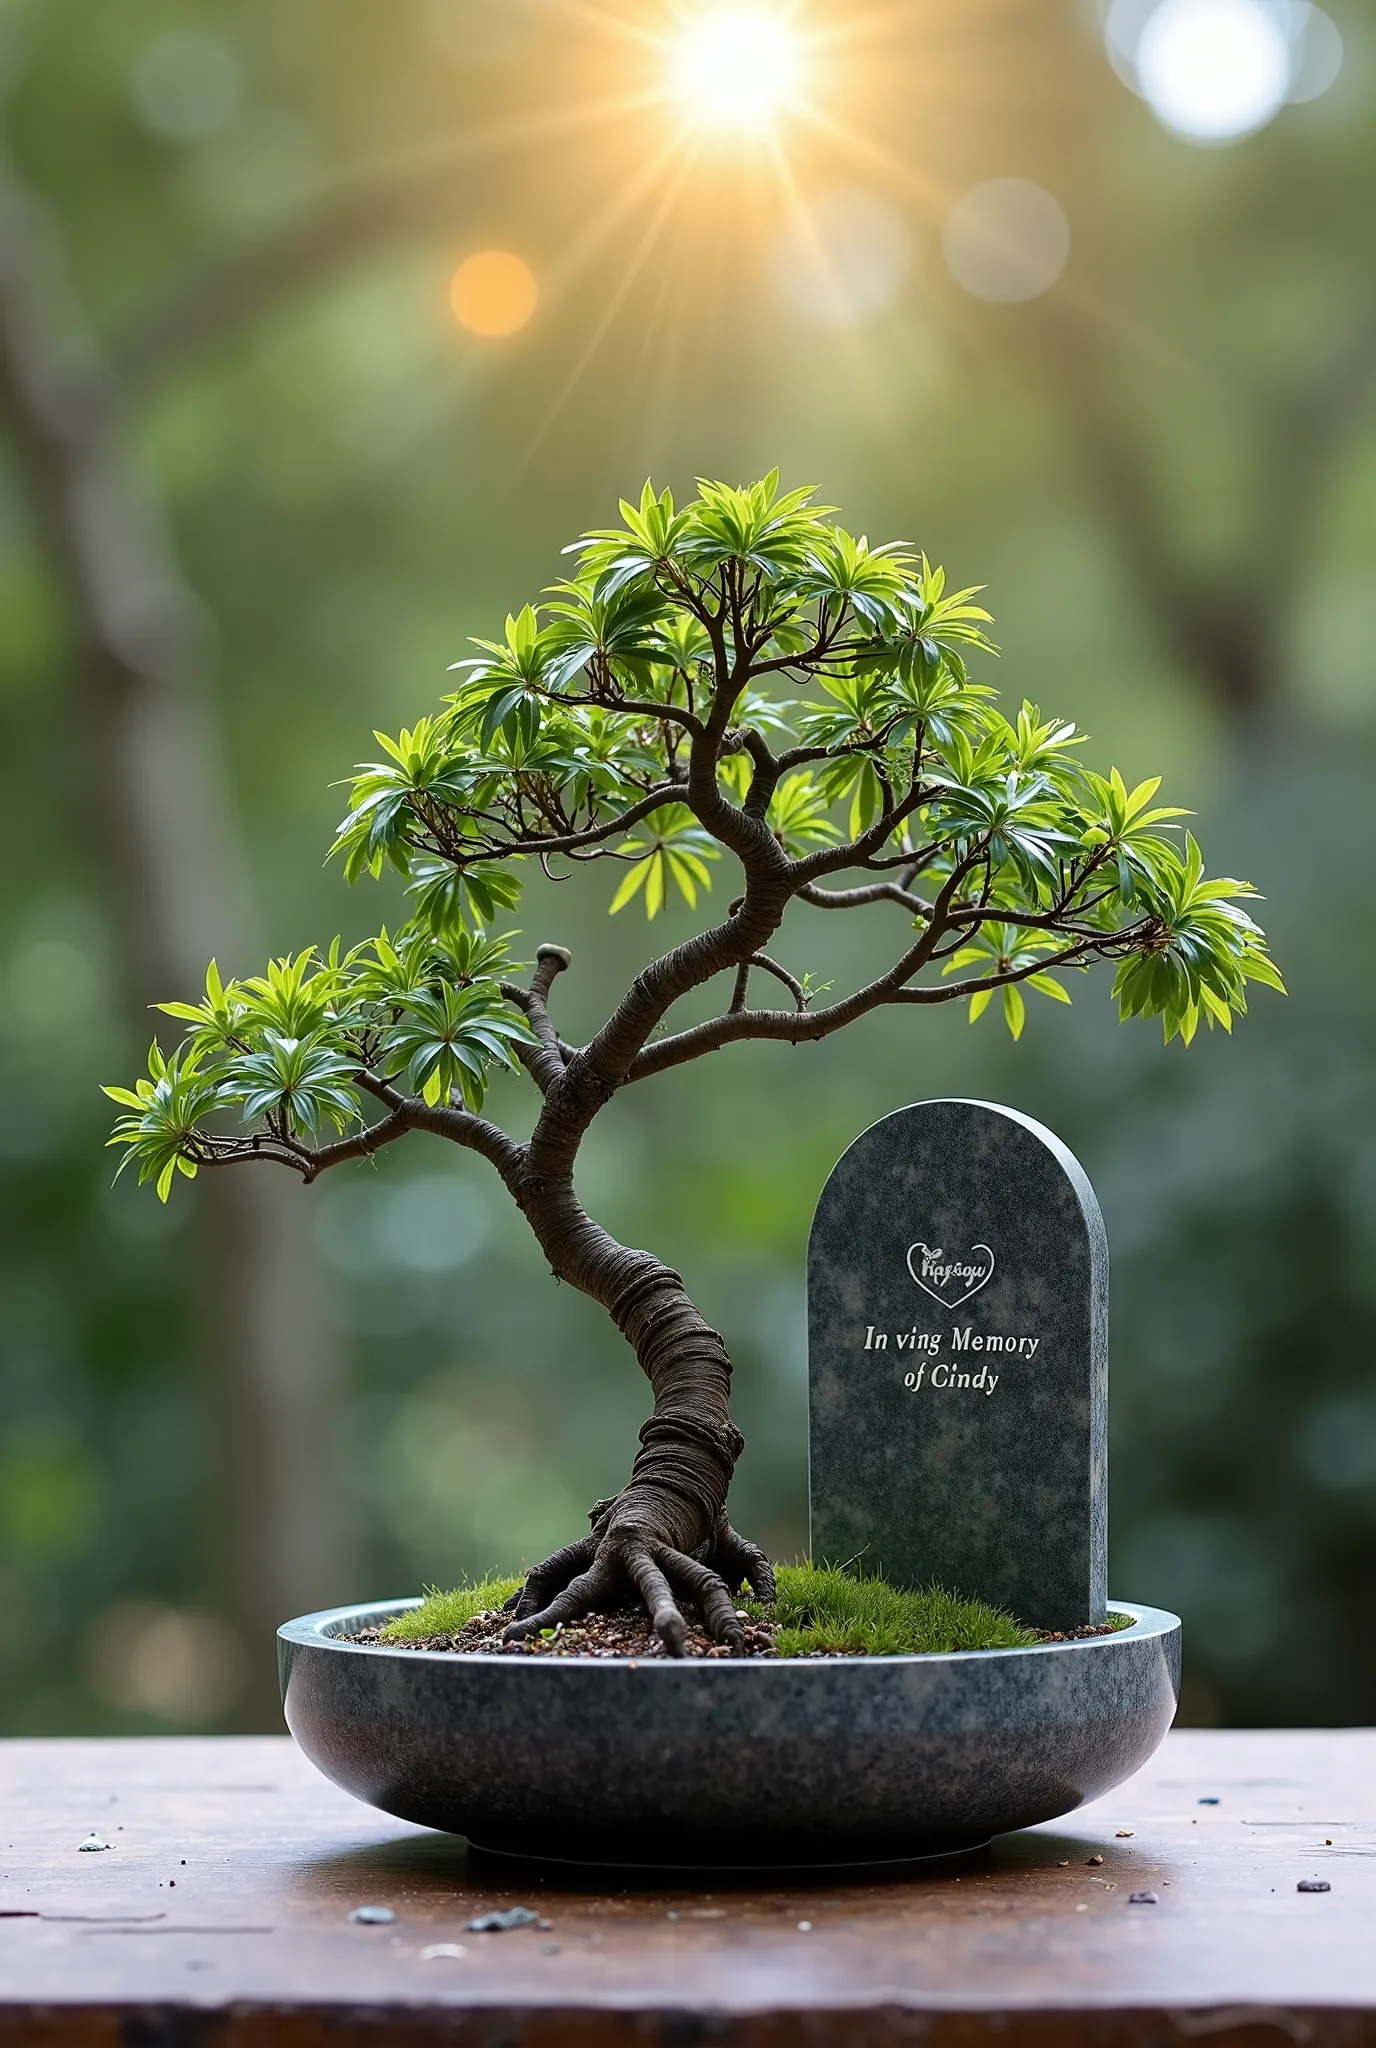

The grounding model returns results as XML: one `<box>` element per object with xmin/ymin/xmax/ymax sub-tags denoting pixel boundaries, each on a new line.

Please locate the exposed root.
<box><xmin>505</xmin><ymin>1553</ymin><xmax>622</xmax><ymax>1636</ymax></box>
<box><xmin>625</xmin><ymin>1548</ymin><xmax>690</xmax><ymax>1655</ymax></box>
<box><xmin>503</xmin><ymin>1503</ymin><xmax>774</xmax><ymax>1656</ymax></box>
<box><xmin>705</xmin><ymin>1512</ymin><xmax>776</xmax><ymax>1605</ymax></box>
<box><xmin>501</xmin><ymin>1533</ymin><xmax>596</xmax><ymax>1619</ymax></box>
<box><xmin>655</xmin><ymin>1547</ymin><xmax>742</xmax><ymax>1650</ymax></box>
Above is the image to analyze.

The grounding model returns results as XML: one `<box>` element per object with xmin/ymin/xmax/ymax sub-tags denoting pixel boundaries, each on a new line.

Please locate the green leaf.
<box><xmin>644</xmin><ymin>849</ymin><xmax>665</xmax><ymax>919</ymax></box>
<box><xmin>219</xmin><ymin>1030</ymin><xmax>360</xmax><ymax>1135</ymax></box>
<box><xmin>104</xmin><ymin>1041</ymin><xmax>224</xmax><ymax>1202</ymax></box>
<box><xmin>940</xmin><ymin>947</ymin><xmax>988</xmax><ymax>976</ymax></box>
<box><xmin>378</xmin><ymin>980</ymin><xmax>536</xmax><ymax>1112</ymax></box>
<box><xmin>1027</xmin><ymin>971</ymin><xmax>1072</xmax><ymax>1004</ymax></box>
<box><xmin>609</xmin><ymin>859</ymin><xmax>652</xmax><ymax>913</ymax></box>
<box><xmin>608</xmin><ymin>804</ymin><xmax>719</xmax><ymax>919</ymax></box>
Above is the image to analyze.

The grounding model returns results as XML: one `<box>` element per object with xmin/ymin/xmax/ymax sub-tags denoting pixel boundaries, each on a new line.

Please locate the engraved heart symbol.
<box><xmin>906</xmin><ymin>1241</ymin><xmax>995</xmax><ymax>1309</ymax></box>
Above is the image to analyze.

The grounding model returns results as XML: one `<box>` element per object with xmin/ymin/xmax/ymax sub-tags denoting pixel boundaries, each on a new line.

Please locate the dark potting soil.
<box><xmin>349</xmin><ymin>1606</ymin><xmax>779</xmax><ymax>1659</ymax></box>
<box><xmin>1034</xmin><ymin>1621</ymin><xmax>1123</xmax><ymax>1644</ymax></box>
<box><xmin>344</xmin><ymin>1609</ymin><xmax>1124</xmax><ymax>1659</ymax></box>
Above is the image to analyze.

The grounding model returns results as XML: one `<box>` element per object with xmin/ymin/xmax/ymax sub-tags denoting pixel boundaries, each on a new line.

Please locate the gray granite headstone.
<box><xmin>808</xmin><ymin>1099</ymin><xmax>1107</xmax><ymax>1630</ymax></box>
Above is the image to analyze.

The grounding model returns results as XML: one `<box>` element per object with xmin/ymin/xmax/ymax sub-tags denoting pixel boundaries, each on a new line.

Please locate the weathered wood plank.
<box><xmin>0</xmin><ymin>1731</ymin><xmax>1371</xmax><ymax>2044</ymax></box>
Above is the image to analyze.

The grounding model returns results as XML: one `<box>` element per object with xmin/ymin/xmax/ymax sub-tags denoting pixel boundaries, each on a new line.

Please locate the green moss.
<box><xmin>750</xmin><ymin>1563</ymin><xmax>1040</xmax><ymax>1657</ymax></box>
<box><xmin>379</xmin><ymin>1576</ymin><xmax>522</xmax><ymax>1643</ymax></box>
<box><xmin>380</xmin><ymin>1563</ymin><xmax>1052</xmax><ymax>1656</ymax></box>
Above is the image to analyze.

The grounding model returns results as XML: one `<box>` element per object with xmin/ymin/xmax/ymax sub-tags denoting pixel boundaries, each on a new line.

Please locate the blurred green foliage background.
<box><xmin>1</xmin><ymin>0</ymin><xmax>1373</xmax><ymax>1733</ymax></box>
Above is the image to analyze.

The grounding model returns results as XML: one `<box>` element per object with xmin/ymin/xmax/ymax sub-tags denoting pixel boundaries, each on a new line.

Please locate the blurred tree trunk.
<box><xmin>1022</xmin><ymin>301</ymin><xmax>1376</xmax><ymax>730</ymax></box>
<box><xmin>0</xmin><ymin>140</ymin><xmax>352</xmax><ymax>1726</ymax></box>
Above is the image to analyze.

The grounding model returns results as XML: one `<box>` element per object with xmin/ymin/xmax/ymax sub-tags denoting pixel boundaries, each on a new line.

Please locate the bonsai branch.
<box><xmin>554</xmin><ymin>690</ymin><xmax>705</xmax><ymax>740</ymax></box>
<box><xmin>430</xmin><ymin>783</ymin><xmax>685</xmax><ymax>867</ymax></box>
<box><xmin>798</xmin><ymin>879</ymin><xmax>933</xmax><ymax>917</ymax></box>
<box><xmin>789</xmin><ymin>786</ymin><xmax>931</xmax><ymax>887</ymax></box>
<box><xmin>942</xmin><ymin>903</ymin><xmax>1135</xmax><ymax>943</ymax></box>
<box><xmin>624</xmin><ymin>933</ymin><xmax>1102</xmax><ymax>1082</ymax></box>
<box><xmin>185</xmin><ymin>1084</ymin><xmax>526</xmax><ymax>1187</ymax></box>
<box><xmin>296</xmin><ymin>1108</ymin><xmax>412</xmax><ymax>1179</ymax></box>
<box><xmin>730</xmin><ymin>953</ymin><xmax>807</xmax><ymax>1013</ymax></box>
<box><xmin>577</xmin><ymin>880</ymin><xmax>790</xmax><ymax>1090</ymax></box>
<box><xmin>500</xmin><ymin>944</ymin><xmax>572</xmax><ymax>1093</ymax></box>
<box><xmin>188</xmin><ymin>1105</ymin><xmax>411</xmax><ymax>1181</ymax></box>
<box><xmin>353</xmin><ymin>1072</ymin><xmax>525</xmax><ymax>1183</ymax></box>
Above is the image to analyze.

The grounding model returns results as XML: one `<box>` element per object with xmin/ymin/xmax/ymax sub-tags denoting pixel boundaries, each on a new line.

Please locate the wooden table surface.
<box><xmin>1</xmin><ymin>1731</ymin><xmax>1372</xmax><ymax>2045</ymax></box>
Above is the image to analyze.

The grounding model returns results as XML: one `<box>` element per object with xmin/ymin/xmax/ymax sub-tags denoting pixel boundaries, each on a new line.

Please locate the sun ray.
<box><xmin>399</xmin><ymin>0</ymin><xmax>1189</xmax><ymax>471</ymax></box>
<box><xmin>546</xmin><ymin>0</ymin><xmax>678</xmax><ymax>55</ymax></box>
<box><xmin>517</xmin><ymin>141</ymin><xmax>705</xmax><ymax>468</ymax></box>
<box><xmin>539</xmin><ymin>124</ymin><xmax>691</xmax><ymax>297</ymax></box>
<box><xmin>788</xmin><ymin>99</ymin><xmax>957</xmax><ymax>226</ymax></box>
<box><xmin>756</xmin><ymin>130</ymin><xmax>925</xmax><ymax>450</ymax></box>
<box><xmin>343</xmin><ymin>86</ymin><xmax>666</xmax><ymax>189</ymax></box>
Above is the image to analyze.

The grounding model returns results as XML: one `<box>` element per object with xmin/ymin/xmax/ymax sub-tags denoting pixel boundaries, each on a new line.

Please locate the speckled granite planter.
<box><xmin>278</xmin><ymin>1598</ymin><xmax>1179</xmax><ymax>1869</ymax></box>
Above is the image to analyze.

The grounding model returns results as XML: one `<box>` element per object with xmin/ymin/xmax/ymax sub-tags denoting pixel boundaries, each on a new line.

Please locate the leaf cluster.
<box><xmin>106</xmin><ymin>473</ymin><xmax>1283</xmax><ymax>1201</ymax></box>
<box><xmin>105</xmin><ymin>929</ymin><xmax>534</xmax><ymax>1197</ymax></box>
<box><xmin>320</xmin><ymin>475</ymin><xmax>1279</xmax><ymax>1041</ymax></box>
<box><xmin>326</xmin><ymin>476</ymin><xmax>1002</xmax><ymax>910</ymax></box>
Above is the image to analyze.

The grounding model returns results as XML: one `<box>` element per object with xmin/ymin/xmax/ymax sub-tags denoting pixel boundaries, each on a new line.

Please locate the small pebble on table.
<box><xmin>466</xmin><ymin>1907</ymin><xmax>540</xmax><ymax>1932</ymax></box>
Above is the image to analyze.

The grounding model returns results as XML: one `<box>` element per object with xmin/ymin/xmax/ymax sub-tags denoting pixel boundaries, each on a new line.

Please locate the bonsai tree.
<box><xmin>106</xmin><ymin>475</ymin><xmax>1281</xmax><ymax>1655</ymax></box>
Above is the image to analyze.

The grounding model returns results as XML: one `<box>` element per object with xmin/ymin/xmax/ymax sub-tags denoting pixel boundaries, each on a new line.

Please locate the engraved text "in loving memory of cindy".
<box><xmin>862</xmin><ymin>1327</ymin><xmax>1042</xmax><ymax>1358</ymax></box>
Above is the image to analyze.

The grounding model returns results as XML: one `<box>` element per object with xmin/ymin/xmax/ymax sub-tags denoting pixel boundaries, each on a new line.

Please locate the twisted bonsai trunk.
<box><xmin>486</xmin><ymin>893</ymin><xmax>789</xmax><ymax>1652</ymax></box>
<box><xmin>500</xmin><ymin>1155</ymin><xmax>773</xmax><ymax>1652</ymax></box>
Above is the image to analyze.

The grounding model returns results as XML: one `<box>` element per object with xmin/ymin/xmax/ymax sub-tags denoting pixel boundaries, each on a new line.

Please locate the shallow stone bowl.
<box><xmin>279</xmin><ymin>1599</ymin><xmax>1180</xmax><ymax>1869</ymax></box>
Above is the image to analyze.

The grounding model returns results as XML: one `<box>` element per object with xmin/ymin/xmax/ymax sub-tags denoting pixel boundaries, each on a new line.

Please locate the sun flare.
<box><xmin>669</xmin><ymin>7</ymin><xmax>802</xmax><ymax>131</ymax></box>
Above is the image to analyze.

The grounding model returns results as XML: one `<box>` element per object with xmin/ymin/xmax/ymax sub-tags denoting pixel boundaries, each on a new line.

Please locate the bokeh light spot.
<box><xmin>1287</xmin><ymin>5</ymin><xmax>1343</xmax><ymax>102</ymax></box>
<box><xmin>942</xmin><ymin>179</ymin><xmax>1070</xmax><ymax>304</ymax></box>
<box><xmin>449</xmin><ymin>250</ymin><xmax>538</xmax><ymax>337</ymax></box>
<box><xmin>129</xmin><ymin>28</ymin><xmax>241</xmax><ymax>143</ymax></box>
<box><xmin>1299</xmin><ymin>1397</ymin><xmax>1376</xmax><ymax>1490</ymax></box>
<box><xmin>670</xmin><ymin>9</ymin><xmax>800</xmax><ymax>131</ymax></box>
<box><xmin>86</xmin><ymin>1603</ymin><xmax>245</xmax><ymax>1724</ymax></box>
<box><xmin>1134</xmin><ymin>0</ymin><xmax>1292</xmax><ymax>140</ymax></box>
<box><xmin>774</xmin><ymin>186</ymin><xmax>911</xmax><ymax>329</ymax></box>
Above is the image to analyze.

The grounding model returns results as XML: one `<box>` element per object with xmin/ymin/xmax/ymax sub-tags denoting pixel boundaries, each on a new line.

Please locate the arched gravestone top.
<box><xmin>807</xmin><ymin>1099</ymin><xmax>1107</xmax><ymax>1631</ymax></box>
